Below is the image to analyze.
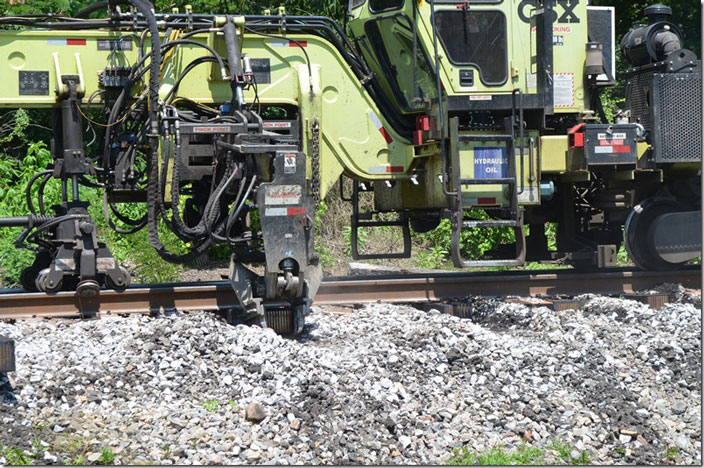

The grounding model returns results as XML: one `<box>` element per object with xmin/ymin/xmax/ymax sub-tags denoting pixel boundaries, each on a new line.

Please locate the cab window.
<box><xmin>369</xmin><ymin>0</ymin><xmax>405</xmax><ymax>13</ymax></box>
<box><xmin>435</xmin><ymin>10</ymin><xmax>508</xmax><ymax>85</ymax></box>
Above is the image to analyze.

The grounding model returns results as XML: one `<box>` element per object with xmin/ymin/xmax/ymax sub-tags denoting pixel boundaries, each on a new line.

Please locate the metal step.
<box><xmin>458</xmin><ymin>134</ymin><xmax>513</xmax><ymax>142</ymax></box>
<box><xmin>455</xmin><ymin>258</ymin><xmax>526</xmax><ymax>268</ymax></box>
<box><xmin>463</xmin><ymin>220</ymin><xmax>519</xmax><ymax>228</ymax></box>
<box><xmin>460</xmin><ymin>178</ymin><xmax>516</xmax><ymax>185</ymax></box>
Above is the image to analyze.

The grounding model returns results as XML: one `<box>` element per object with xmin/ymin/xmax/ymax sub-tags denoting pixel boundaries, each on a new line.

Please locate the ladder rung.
<box><xmin>463</xmin><ymin>220</ymin><xmax>519</xmax><ymax>228</ymax></box>
<box><xmin>460</xmin><ymin>178</ymin><xmax>516</xmax><ymax>185</ymax></box>
<box><xmin>458</xmin><ymin>135</ymin><xmax>513</xmax><ymax>142</ymax></box>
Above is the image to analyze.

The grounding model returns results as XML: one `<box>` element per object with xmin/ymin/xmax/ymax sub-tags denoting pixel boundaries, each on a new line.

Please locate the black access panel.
<box><xmin>584</xmin><ymin>124</ymin><xmax>639</xmax><ymax>166</ymax></box>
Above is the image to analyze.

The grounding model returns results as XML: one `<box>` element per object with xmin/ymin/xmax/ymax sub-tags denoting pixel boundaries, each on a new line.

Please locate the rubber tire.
<box><xmin>624</xmin><ymin>198</ymin><xmax>684</xmax><ymax>271</ymax></box>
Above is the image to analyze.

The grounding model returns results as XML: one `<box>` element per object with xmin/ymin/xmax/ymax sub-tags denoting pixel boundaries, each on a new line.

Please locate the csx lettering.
<box><xmin>517</xmin><ymin>0</ymin><xmax>580</xmax><ymax>24</ymax></box>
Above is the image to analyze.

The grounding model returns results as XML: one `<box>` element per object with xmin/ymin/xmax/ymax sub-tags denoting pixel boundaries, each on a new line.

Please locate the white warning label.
<box><xmin>264</xmin><ymin>185</ymin><xmax>301</xmax><ymax>205</ymax></box>
<box><xmin>553</xmin><ymin>73</ymin><xmax>574</xmax><ymax>108</ymax></box>
<box><xmin>265</xmin><ymin>207</ymin><xmax>288</xmax><ymax>217</ymax></box>
<box><xmin>284</xmin><ymin>154</ymin><xmax>296</xmax><ymax>174</ymax></box>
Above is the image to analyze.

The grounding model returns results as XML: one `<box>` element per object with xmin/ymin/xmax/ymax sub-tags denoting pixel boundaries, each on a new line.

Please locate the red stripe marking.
<box><xmin>67</xmin><ymin>39</ymin><xmax>87</xmax><ymax>46</ymax></box>
<box><xmin>290</xmin><ymin>40</ymin><xmax>307</xmax><ymax>47</ymax></box>
<box><xmin>287</xmin><ymin>207</ymin><xmax>306</xmax><ymax>216</ymax></box>
<box><xmin>478</xmin><ymin>197</ymin><xmax>496</xmax><ymax>205</ymax></box>
<box><xmin>379</xmin><ymin>127</ymin><xmax>393</xmax><ymax>144</ymax></box>
<box><xmin>385</xmin><ymin>166</ymin><xmax>404</xmax><ymax>173</ymax></box>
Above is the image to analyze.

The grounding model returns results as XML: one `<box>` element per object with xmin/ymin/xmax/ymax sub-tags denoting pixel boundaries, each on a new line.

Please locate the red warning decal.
<box><xmin>287</xmin><ymin>207</ymin><xmax>306</xmax><ymax>216</ymax></box>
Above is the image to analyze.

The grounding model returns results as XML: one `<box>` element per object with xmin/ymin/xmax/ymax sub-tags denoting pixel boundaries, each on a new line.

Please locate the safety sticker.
<box><xmin>97</xmin><ymin>258</ymin><xmax>116</xmax><ymax>271</ymax></box>
<box><xmin>598</xmin><ymin>133</ymin><xmax>626</xmax><ymax>140</ymax></box>
<box><xmin>265</xmin><ymin>207</ymin><xmax>287</xmax><ymax>216</ymax></box>
<box><xmin>463</xmin><ymin>197</ymin><xmax>498</xmax><ymax>206</ymax></box>
<box><xmin>368</xmin><ymin>111</ymin><xmax>393</xmax><ymax>144</ymax></box>
<box><xmin>264</xmin><ymin>185</ymin><xmax>301</xmax><ymax>205</ymax></box>
<box><xmin>263</xmin><ymin>121</ymin><xmax>292</xmax><ymax>129</ymax></box>
<box><xmin>284</xmin><ymin>154</ymin><xmax>297</xmax><ymax>174</ymax></box>
<box><xmin>554</xmin><ymin>73</ymin><xmax>574</xmax><ymax>108</ymax></box>
<box><xmin>368</xmin><ymin>165</ymin><xmax>404</xmax><ymax>174</ymax></box>
<box><xmin>469</xmin><ymin>95</ymin><xmax>492</xmax><ymax>101</ymax></box>
<box><xmin>270</xmin><ymin>40</ymin><xmax>307</xmax><ymax>47</ymax></box>
<box><xmin>596</xmin><ymin>132</ymin><xmax>630</xmax><ymax>153</ymax></box>
<box><xmin>47</xmin><ymin>38</ymin><xmax>86</xmax><ymax>46</ymax></box>
<box><xmin>265</xmin><ymin>207</ymin><xmax>306</xmax><ymax>216</ymax></box>
<box><xmin>595</xmin><ymin>145</ymin><xmax>631</xmax><ymax>154</ymax></box>
<box><xmin>55</xmin><ymin>258</ymin><xmax>75</xmax><ymax>271</ymax></box>
<box><xmin>97</xmin><ymin>39</ymin><xmax>132</xmax><ymax>51</ymax></box>
<box><xmin>193</xmin><ymin>126</ymin><xmax>225</xmax><ymax>133</ymax></box>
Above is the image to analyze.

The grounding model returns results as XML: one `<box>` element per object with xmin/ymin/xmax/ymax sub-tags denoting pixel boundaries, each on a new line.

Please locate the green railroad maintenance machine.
<box><xmin>0</xmin><ymin>0</ymin><xmax>700</xmax><ymax>335</ymax></box>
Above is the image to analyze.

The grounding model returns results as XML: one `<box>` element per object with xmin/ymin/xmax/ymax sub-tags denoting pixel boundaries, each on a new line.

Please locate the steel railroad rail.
<box><xmin>0</xmin><ymin>268</ymin><xmax>699</xmax><ymax>320</ymax></box>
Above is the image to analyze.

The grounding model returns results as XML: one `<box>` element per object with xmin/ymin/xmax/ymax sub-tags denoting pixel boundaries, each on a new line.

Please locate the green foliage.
<box><xmin>97</xmin><ymin>447</ymin><xmax>116</xmax><ymax>465</ymax></box>
<box><xmin>342</xmin><ymin>225</ymin><xmax>368</xmax><ymax>256</ymax></box>
<box><xmin>448</xmin><ymin>444</ymin><xmax>545</xmax><ymax>466</ymax></box>
<box><xmin>199</xmin><ymin>399</ymin><xmax>220</xmax><ymax>412</ymax></box>
<box><xmin>313</xmin><ymin>201</ymin><xmax>337</xmax><ymax>269</ymax></box>
<box><xmin>1</xmin><ymin>446</ymin><xmax>40</xmax><ymax>466</ymax></box>
<box><xmin>67</xmin><ymin>455</ymin><xmax>88</xmax><ymax>466</ymax></box>
<box><xmin>5</xmin><ymin>0</ymin><xmax>346</xmax><ymax>21</ymax></box>
<box><xmin>0</xmin><ymin>134</ymin><xmax>58</xmax><ymax>283</ymax></box>
<box><xmin>413</xmin><ymin>244</ymin><xmax>449</xmax><ymax>270</ymax></box>
<box><xmin>665</xmin><ymin>446</ymin><xmax>679</xmax><ymax>461</ymax></box>
<box><xmin>548</xmin><ymin>440</ymin><xmax>592</xmax><ymax>465</ymax></box>
<box><xmin>449</xmin><ymin>441</ymin><xmax>592</xmax><ymax>466</ymax></box>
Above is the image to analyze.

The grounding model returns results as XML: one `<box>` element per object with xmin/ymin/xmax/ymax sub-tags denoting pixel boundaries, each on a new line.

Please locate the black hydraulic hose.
<box><xmin>169</xmin><ymin>141</ymin><xmax>232</xmax><ymax>239</ymax></box>
<box><xmin>37</xmin><ymin>173</ymin><xmax>53</xmax><ymax>215</ymax></box>
<box><xmin>25</xmin><ymin>170</ymin><xmax>52</xmax><ymax>216</ymax></box>
<box><xmin>123</xmin><ymin>0</ymin><xmax>177</xmax><ymax>262</ymax></box>
<box><xmin>16</xmin><ymin>214</ymin><xmax>87</xmax><ymax>249</ymax></box>
<box><xmin>225</xmin><ymin>175</ymin><xmax>257</xmax><ymax>244</ymax></box>
<box><xmin>163</xmin><ymin>56</ymin><xmax>218</xmax><ymax>103</ymax></box>
<box><xmin>592</xmin><ymin>88</ymin><xmax>609</xmax><ymax>124</ymax></box>
<box><xmin>223</xmin><ymin>20</ymin><xmax>243</xmax><ymax>79</ymax></box>
<box><xmin>204</xmin><ymin>171</ymin><xmax>245</xmax><ymax>241</ymax></box>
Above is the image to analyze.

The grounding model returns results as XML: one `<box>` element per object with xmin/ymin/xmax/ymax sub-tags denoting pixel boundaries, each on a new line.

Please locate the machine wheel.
<box><xmin>624</xmin><ymin>198</ymin><xmax>684</xmax><ymax>271</ymax></box>
<box><xmin>104</xmin><ymin>266</ymin><xmax>131</xmax><ymax>292</ymax></box>
<box><xmin>76</xmin><ymin>279</ymin><xmax>100</xmax><ymax>297</ymax></box>
<box><xmin>20</xmin><ymin>251</ymin><xmax>52</xmax><ymax>291</ymax></box>
<box><xmin>35</xmin><ymin>268</ymin><xmax>62</xmax><ymax>294</ymax></box>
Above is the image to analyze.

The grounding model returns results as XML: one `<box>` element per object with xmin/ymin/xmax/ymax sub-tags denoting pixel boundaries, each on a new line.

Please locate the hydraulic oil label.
<box><xmin>474</xmin><ymin>147</ymin><xmax>508</xmax><ymax>179</ymax></box>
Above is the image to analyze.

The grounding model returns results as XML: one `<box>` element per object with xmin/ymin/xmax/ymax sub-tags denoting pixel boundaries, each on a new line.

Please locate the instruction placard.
<box><xmin>554</xmin><ymin>73</ymin><xmax>575</xmax><ymax>108</ymax></box>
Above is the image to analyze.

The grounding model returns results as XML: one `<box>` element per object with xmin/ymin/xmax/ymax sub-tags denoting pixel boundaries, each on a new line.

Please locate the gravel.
<box><xmin>0</xmin><ymin>289</ymin><xmax>700</xmax><ymax>465</ymax></box>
